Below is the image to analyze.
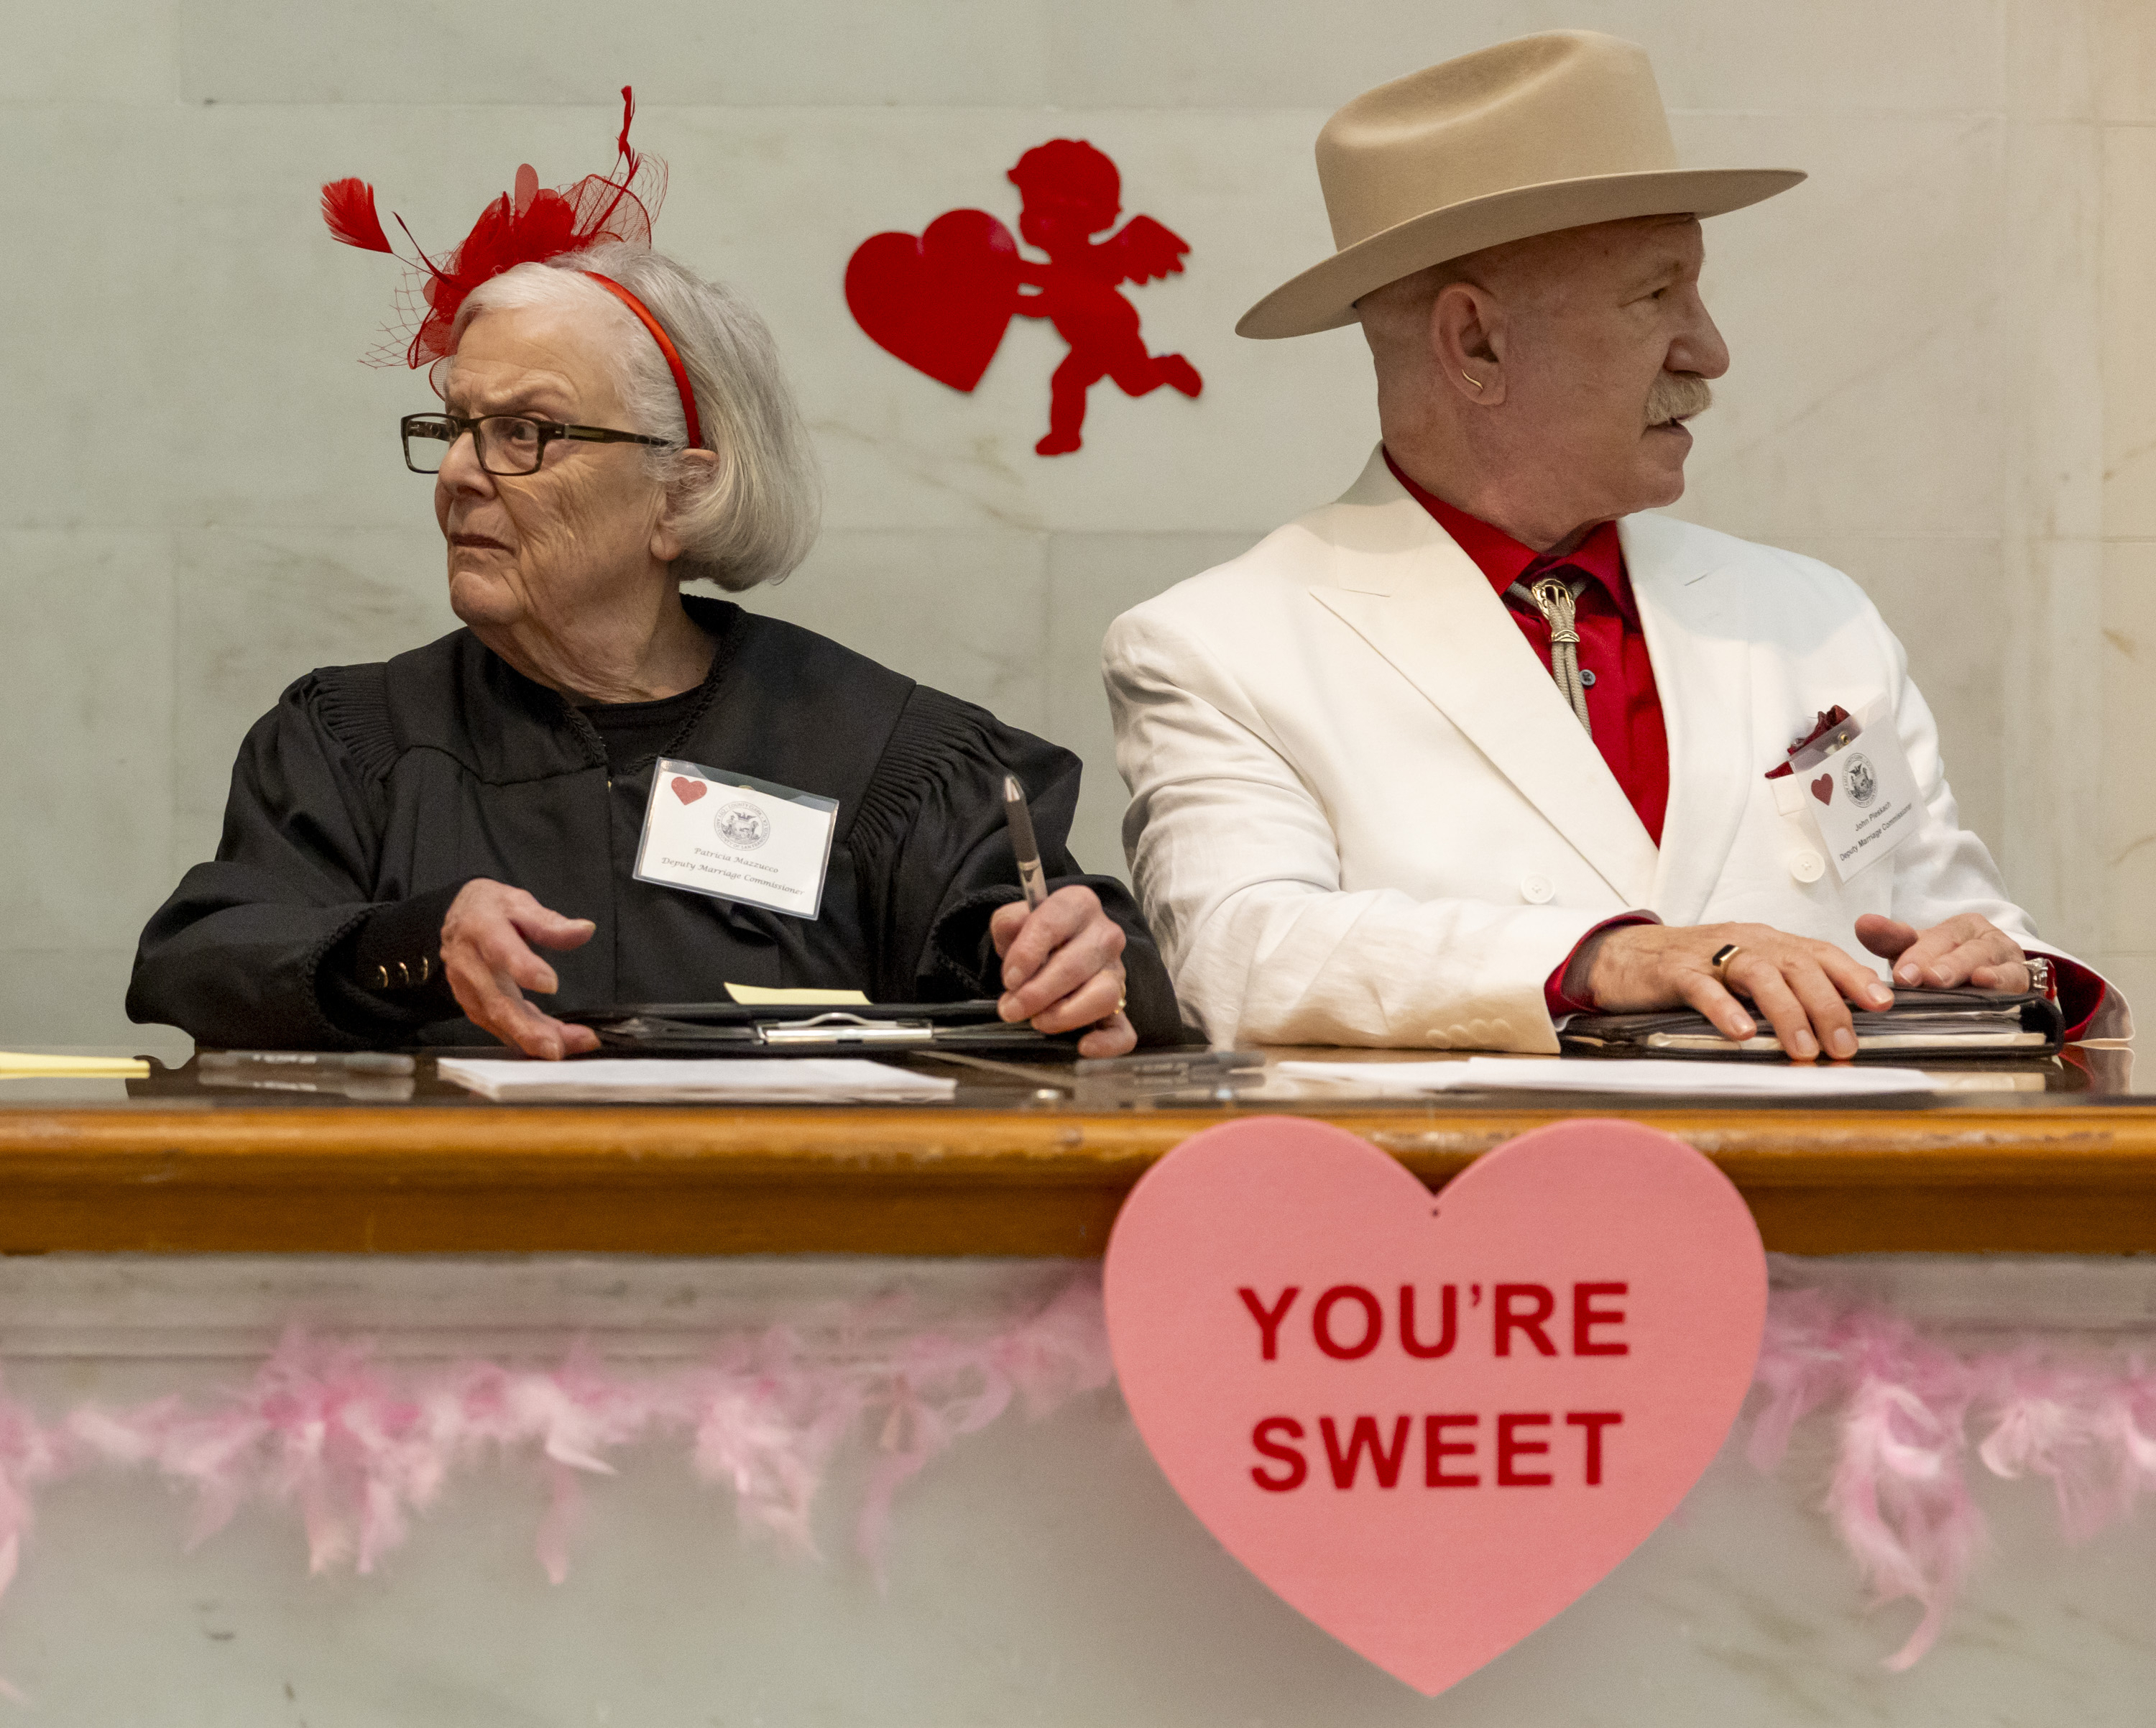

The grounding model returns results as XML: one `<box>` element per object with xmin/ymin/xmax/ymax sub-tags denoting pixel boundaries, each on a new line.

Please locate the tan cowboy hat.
<box><xmin>1238</xmin><ymin>31</ymin><xmax>1804</xmax><ymax>339</ymax></box>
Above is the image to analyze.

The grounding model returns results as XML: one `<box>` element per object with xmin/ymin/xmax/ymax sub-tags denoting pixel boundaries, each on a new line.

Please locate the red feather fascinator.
<box><xmin>322</xmin><ymin>88</ymin><xmax>668</xmax><ymax>369</ymax></box>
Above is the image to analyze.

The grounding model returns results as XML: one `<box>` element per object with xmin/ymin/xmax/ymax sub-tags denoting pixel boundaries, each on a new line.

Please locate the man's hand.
<box><xmin>1582</xmin><ymin>921</ymin><xmax>1895</xmax><ymax>1061</ymax></box>
<box><xmin>989</xmin><ymin>886</ymin><xmax>1135</xmax><ymax>1058</ymax></box>
<box><xmin>440</xmin><ymin>879</ymin><xmax>600</xmax><ymax>1061</ymax></box>
<box><xmin>1856</xmin><ymin>911</ymin><xmax>2030</xmax><ymax>993</ymax></box>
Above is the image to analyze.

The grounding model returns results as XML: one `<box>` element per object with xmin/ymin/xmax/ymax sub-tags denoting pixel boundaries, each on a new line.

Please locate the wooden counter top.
<box><xmin>1</xmin><ymin>1093</ymin><xmax>2152</xmax><ymax>1255</ymax></box>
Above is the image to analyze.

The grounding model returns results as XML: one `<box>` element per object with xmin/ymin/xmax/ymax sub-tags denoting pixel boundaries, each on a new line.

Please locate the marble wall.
<box><xmin>0</xmin><ymin>1251</ymin><xmax>2149</xmax><ymax>1723</ymax></box>
<box><xmin>5</xmin><ymin>0</ymin><xmax>2154</xmax><ymax>1042</ymax></box>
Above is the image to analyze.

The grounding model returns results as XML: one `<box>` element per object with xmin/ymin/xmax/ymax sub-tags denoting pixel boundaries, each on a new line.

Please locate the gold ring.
<box><xmin>1710</xmin><ymin>942</ymin><xmax>1742</xmax><ymax>983</ymax></box>
<box><xmin>1115</xmin><ymin>986</ymin><xmax>1128</xmax><ymax>1014</ymax></box>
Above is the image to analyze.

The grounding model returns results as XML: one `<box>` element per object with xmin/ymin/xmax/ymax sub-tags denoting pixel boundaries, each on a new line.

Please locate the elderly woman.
<box><xmin>128</xmin><ymin>214</ymin><xmax>1176</xmax><ymax>1056</ymax></box>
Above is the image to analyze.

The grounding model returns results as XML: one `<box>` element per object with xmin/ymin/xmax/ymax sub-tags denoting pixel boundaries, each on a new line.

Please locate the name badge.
<box><xmin>1797</xmin><ymin>700</ymin><xmax>1923</xmax><ymax>883</ymax></box>
<box><xmin>634</xmin><ymin>757</ymin><xmax>838</xmax><ymax>920</ymax></box>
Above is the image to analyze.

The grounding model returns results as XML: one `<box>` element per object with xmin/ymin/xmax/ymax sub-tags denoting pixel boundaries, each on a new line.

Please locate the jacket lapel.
<box><xmin>1620</xmin><ymin>513</ymin><xmax>1754</xmax><ymax>924</ymax></box>
<box><xmin>1309</xmin><ymin>451</ymin><xmax>1659</xmax><ymax>904</ymax></box>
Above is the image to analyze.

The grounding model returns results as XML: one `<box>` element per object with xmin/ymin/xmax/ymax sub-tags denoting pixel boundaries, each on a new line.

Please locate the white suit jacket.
<box><xmin>1104</xmin><ymin>448</ymin><xmax>2126</xmax><ymax>1050</ymax></box>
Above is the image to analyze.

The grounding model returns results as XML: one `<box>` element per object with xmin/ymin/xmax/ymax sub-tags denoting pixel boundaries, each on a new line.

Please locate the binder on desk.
<box><xmin>564</xmin><ymin>1000</ymin><xmax>1080</xmax><ymax>1057</ymax></box>
<box><xmin>1558</xmin><ymin>987</ymin><xmax>2065</xmax><ymax>1062</ymax></box>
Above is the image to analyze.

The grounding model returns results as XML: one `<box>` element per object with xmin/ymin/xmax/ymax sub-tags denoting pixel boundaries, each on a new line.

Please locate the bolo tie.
<box><xmin>1503</xmin><ymin>567</ymin><xmax>1594</xmax><ymax>737</ymax></box>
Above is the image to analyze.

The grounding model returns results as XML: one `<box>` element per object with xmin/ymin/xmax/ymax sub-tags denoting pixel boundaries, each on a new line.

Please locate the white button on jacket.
<box><xmin>1519</xmin><ymin>874</ymin><xmax>1555</xmax><ymax>904</ymax></box>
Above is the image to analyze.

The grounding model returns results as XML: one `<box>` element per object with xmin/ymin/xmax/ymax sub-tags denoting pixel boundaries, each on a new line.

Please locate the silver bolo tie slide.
<box><xmin>1506</xmin><ymin>572</ymin><xmax>1593</xmax><ymax>737</ymax></box>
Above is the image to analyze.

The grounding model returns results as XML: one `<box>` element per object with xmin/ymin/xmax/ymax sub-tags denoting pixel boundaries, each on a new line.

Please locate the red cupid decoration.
<box><xmin>846</xmin><ymin>139</ymin><xmax>1201</xmax><ymax>456</ymax></box>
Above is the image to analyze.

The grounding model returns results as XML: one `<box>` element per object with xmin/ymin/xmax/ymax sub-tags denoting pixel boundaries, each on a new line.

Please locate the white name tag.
<box><xmin>634</xmin><ymin>758</ymin><xmax>838</xmax><ymax>920</ymax></box>
<box><xmin>1802</xmin><ymin>702</ymin><xmax>1923</xmax><ymax>882</ymax></box>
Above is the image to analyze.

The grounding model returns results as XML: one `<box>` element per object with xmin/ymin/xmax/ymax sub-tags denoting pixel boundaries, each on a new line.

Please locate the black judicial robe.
<box><xmin>128</xmin><ymin>596</ymin><xmax>1184</xmax><ymax>1049</ymax></box>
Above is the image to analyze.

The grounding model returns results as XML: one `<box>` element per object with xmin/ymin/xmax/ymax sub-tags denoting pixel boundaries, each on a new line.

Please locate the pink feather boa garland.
<box><xmin>1749</xmin><ymin>1286</ymin><xmax>2156</xmax><ymax>1668</ymax></box>
<box><xmin>0</xmin><ymin>1274</ymin><xmax>2142</xmax><ymax>1670</ymax></box>
<box><xmin>0</xmin><ymin>1274</ymin><xmax>1112</xmax><ymax>1608</ymax></box>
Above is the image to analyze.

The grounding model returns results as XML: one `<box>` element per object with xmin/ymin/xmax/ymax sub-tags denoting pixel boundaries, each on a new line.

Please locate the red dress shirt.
<box><xmin>1383</xmin><ymin>450</ymin><xmax>2104</xmax><ymax>1036</ymax></box>
<box><xmin>1385</xmin><ymin>451</ymin><xmax>1669</xmax><ymax>842</ymax></box>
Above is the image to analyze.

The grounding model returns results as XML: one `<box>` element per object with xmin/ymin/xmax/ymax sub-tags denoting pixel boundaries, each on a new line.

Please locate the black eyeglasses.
<box><xmin>401</xmin><ymin>412</ymin><xmax>677</xmax><ymax>477</ymax></box>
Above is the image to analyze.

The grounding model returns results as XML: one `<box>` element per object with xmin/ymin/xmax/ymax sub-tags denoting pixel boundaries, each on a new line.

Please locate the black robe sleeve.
<box><xmin>126</xmin><ymin>671</ymin><xmax>452</xmax><ymax>1047</ymax></box>
<box><xmin>849</xmin><ymin>687</ymin><xmax>1189</xmax><ymax>1046</ymax></box>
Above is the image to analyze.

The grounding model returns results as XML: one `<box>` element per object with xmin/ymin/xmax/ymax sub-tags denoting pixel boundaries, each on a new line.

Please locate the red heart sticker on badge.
<box><xmin>670</xmin><ymin>776</ymin><xmax>707</xmax><ymax>805</ymax></box>
<box><xmin>1104</xmin><ymin>1116</ymin><xmax>1764</xmax><ymax>1698</ymax></box>
<box><xmin>1810</xmin><ymin>772</ymin><xmax>1834</xmax><ymax>806</ymax></box>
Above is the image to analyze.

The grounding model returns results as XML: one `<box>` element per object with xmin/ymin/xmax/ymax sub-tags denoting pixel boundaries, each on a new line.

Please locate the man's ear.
<box><xmin>651</xmin><ymin>447</ymin><xmax>723</xmax><ymax>564</ymax></box>
<box><xmin>1432</xmin><ymin>281</ymin><xmax>1508</xmax><ymax>405</ymax></box>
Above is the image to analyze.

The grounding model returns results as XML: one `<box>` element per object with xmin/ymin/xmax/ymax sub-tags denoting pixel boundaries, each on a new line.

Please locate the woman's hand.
<box><xmin>440</xmin><ymin>879</ymin><xmax>601</xmax><ymax>1060</ymax></box>
<box><xmin>989</xmin><ymin>886</ymin><xmax>1135</xmax><ymax>1058</ymax></box>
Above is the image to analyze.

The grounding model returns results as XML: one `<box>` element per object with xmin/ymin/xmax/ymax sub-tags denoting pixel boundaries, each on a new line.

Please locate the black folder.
<box><xmin>1557</xmin><ymin>987</ymin><xmax>2065</xmax><ymax>1062</ymax></box>
<box><xmin>564</xmin><ymin>999</ymin><xmax>1079</xmax><ymax>1057</ymax></box>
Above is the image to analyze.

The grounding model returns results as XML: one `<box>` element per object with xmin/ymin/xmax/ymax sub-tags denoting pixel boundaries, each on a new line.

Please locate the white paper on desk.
<box><xmin>1277</xmin><ymin>1058</ymin><xmax>1938</xmax><ymax>1097</ymax></box>
<box><xmin>0</xmin><ymin>1050</ymin><xmax>149</xmax><ymax>1077</ymax></box>
<box><xmin>436</xmin><ymin>1057</ymin><xmax>954</xmax><ymax>1104</ymax></box>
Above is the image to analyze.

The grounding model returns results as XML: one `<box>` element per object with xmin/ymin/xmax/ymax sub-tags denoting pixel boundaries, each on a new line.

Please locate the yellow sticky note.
<box><xmin>722</xmin><ymin>983</ymin><xmax>872</xmax><ymax>1006</ymax></box>
<box><xmin>0</xmin><ymin>1052</ymin><xmax>151</xmax><ymax>1077</ymax></box>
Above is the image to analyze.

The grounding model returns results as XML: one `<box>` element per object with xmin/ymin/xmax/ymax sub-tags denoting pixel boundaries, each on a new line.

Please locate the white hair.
<box><xmin>452</xmin><ymin>243</ymin><xmax>819</xmax><ymax>592</ymax></box>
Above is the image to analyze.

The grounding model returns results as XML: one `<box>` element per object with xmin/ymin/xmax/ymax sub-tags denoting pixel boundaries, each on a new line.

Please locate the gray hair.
<box><xmin>453</xmin><ymin>243</ymin><xmax>819</xmax><ymax>591</ymax></box>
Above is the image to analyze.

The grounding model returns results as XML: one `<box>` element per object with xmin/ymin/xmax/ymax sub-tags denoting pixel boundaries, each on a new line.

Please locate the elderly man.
<box><xmin>1105</xmin><ymin>30</ymin><xmax>2125</xmax><ymax>1057</ymax></box>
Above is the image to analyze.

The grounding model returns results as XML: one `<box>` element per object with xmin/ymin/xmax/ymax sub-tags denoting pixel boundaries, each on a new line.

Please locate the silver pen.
<box><xmin>1003</xmin><ymin>775</ymin><xmax>1049</xmax><ymax>911</ymax></box>
<box><xmin>197</xmin><ymin>1049</ymin><xmax>417</xmax><ymax>1075</ymax></box>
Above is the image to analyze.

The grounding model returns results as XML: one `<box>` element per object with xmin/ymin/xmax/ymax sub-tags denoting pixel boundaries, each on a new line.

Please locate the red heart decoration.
<box><xmin>1810</xmin><ymin>772</ymin><xmax>1834</xmax><ymax>806</ymax></box>
<box><xmin>670</xmin><ymin>776</ymin><xmax>707</xmax><ymax>805</ymax></box>
<box><xmin>845</xmin><ymin>209</ymin><xmax>1020</xmax><ymax>392</ymax></box>
<box><xmin>1105</xmin><ymin>1116</ymin><xmax>1764</xmax><ymax>1697</ymax></box>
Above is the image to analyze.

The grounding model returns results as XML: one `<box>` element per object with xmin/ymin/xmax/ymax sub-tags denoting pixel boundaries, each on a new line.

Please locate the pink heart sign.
<box><xmin>1103</xmin><ymin>1116</ymin><xmax>1764</xmax><ymax>1696</ymax></box>
<box><xmin>670</xmin><ymin>776</ymin><xmax>707</xmax><ymax>805</ymax></box>
<box><xmin>1811</xmin><ymin>772</ymin><xmax>1835</xmax><ymax>806</ymax></box>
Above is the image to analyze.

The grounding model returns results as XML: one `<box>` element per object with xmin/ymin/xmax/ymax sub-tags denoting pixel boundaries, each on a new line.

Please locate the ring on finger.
<box><xmin>1710</xmin><ymin>942</ymin><xmax>1743</xmax><ymax>984</ymax></box>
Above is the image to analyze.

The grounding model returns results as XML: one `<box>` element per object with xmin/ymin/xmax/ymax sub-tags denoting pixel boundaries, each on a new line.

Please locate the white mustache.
<box><xmin>1645</xmin><ymin>373</ymin><xmax>1712</xmax><ymax>426</ymax></box>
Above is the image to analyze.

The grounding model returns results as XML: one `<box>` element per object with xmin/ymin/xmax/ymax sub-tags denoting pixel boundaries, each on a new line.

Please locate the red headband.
<box><xmin>321</xmin><ymin>87</ymin><xmax>699</xmax><ymax>456</ymax></box>
<box><xmin>581</xmin><ymin>272</ymin><xmax>704</xmax><ymax>451</ymax></box>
